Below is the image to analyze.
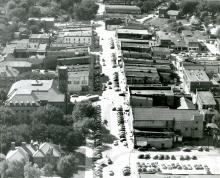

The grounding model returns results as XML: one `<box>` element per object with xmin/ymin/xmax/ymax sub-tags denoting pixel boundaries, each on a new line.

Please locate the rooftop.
<box><xmin>117</xmin><ymin>28</ymin><xmax>149</xmax><ymax>35</ymax></box>
<box><xmin>0</xmin><ymin>61</ymin><xmax>32</xmax><ymax>68</ymax></box>
<box><xmin>131</xmin><ymin>88</ymin><xmax>173</xmax><ymax>96</ymax></box>
<box><xmin>105</xmin><ymin>5</ymin><xmax>140</xmax><ymax>11</ymax></box>
<box><xmin>59</xmin><ymin>31</ymin><xmax>92</xmax><ymax>37</ymax></box>
<box><xmin>133</xmin><ymin>107</ymin><xmax>201</xmax><ymax>121</ymax></box>
<box><xmin>167</xmin><ymin>10</ymin><xmax>180</xmax><ymax>16</ymax></box>
<box><xmin>121</xmin><ymin>42</ymin><xmax>150</xmax><ymax>48</ymax></box>
<box><xmin>197</xmin><ymin>91</ymin><xmax>216</xmax><ymax>105</ymax></box>
<box><xmin>6</xmin><ymin>80</ymin><xmax>64</xmax><ymax>105</ymax></box>
<box><xmin>184</xmin><ymin>69</ymin><xmax>209</xmax><ymax>82</ymax></box>
<box><xmin>30</xmin><ymin>34</ymin><xmax>50</xmax><ymax>39</ymax></box>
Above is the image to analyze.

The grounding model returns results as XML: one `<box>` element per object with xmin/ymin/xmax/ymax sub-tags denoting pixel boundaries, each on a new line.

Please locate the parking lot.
<box><xmin>130</xmin><ymin>147</ymin><xmax>220</xmax><ymax>176</ymax></box>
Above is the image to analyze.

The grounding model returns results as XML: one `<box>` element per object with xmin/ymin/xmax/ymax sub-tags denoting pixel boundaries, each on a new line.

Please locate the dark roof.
<box><xmin>133</xmin><ymin>107</ymin><xmax>201</xmax><ymax>121</ymax></box>
<box><xmin>151</xmin><ymin>47</ymin><xmax>170</xmax><ymax>53</ymax></box>
<box><xmin>121</xmin><ymin>42</ymin><xmax>150</xmax><ymax>48</ymax></box>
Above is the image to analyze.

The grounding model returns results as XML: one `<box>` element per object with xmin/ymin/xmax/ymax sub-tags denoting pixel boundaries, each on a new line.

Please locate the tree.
<box><xmin>57</xmin><ymin>154</ymin><xmax>76</xmax><ymax>178</ymax></box>
<box><xmin>29</xmin><ymin>6</ymin><xmax>41</xmax><ymax>17</ymax></box>
<box><xmin>31</xmin><ymin>105</ymin><xmax>65</xmax><ymax>125</ymax></box>
<box><xmin>7</xmin><ymin>0</ymin><xmax>16</xmax><ymax>10</ymax></box>
<box><xmin>0</xmin><ymin>107</ymin><xmax>16</xmax><ymax>126</ymax></box>
<box><xmin>8</xmin><ymin>7</ymin><xmax>27</xmax><ymax>21</ymax></box>
<box><xmin>74</xmin><ymin>1</ymin><xmax>98</xmax><ymax>20</ymax></box>
<box><xmin>180</xmin><ymin>0</ymin><xmax>198</xmax><ymax>15</ymax></box>
<box><xmin>18</xmin><ymin>71</ymin><xmax>58</xmax><ymax>80</ymax></box>
<box><xmin>72</xmin><ymin>101</ymin><xmax>98</xmax><ymax>121</ymax></box>
<box><xmin>4</xmin><ymin>160</ymin><xmax>25</xmax><ymax>178</ymax></box>
<box><xmin>141</xmin><ymin>1</ymin><xmax>154</xmax><ymax>13</ymax></box>
<box><xmin>0</xmin><ymin>89</ymin><xmax>7</xmax><ymax>104</ymax></box>
<box><xmin>24</xmin><ymin>162</ymin><xmax>42</xmax><ymax>178</ymax></box>
<box><xmin>216</xmin><ymin>15</ymin><xmax>220</xmax><ymax>25</ymax></box>
<box><xmin>168</xmin><ymin>1</ymin><xmax>178</xmax><ymax>10</ymax></box>
<box><xmin>41</xmin><ymin>163</ymin><xmax>54</xmax><ymax>177</ymax></box>
<box><xmin>30</xmin><ymin>121</ymin><xmax>48</xmax><ymax>141</ymax></box>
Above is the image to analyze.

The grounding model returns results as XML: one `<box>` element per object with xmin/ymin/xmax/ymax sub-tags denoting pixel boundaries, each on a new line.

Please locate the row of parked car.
<box><xmin>109</xmin><ymin>38</ymin><xmax>114</xmax><ymax>49</ymax></box>
<box><xmin>117</xmin><ymin>106</ymin><xmax>128</xmax><ymax>146</ymax></box>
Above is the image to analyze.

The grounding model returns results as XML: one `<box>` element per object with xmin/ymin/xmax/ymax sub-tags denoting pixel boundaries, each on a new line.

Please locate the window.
<box><xmin>195</xmin><ymin>128</ymin><xmax>198</xmax><ymax>130</ymax></box>
<box><xmin>74</xmin><ymin>81</ymin><xmax>80</xmax><ymax>84</ymax></box>
<box><xmin>185</xmin><ymin>128</ymin><xmax>188</xmax><ymax>131</ymax></box>
<box><xmin>82</xmin><ymin>80</ymin><xmax>87</xmax><ymax>84</ymax></box>
<box><xmin>196</xmin><ymin>121</ymin><xmax>198</xmax><ymax>124</ymax></box>
<box><xmin>68</xmin><ymin>81</ymin><xmax>71</xmax><ymax>84</ymax></box>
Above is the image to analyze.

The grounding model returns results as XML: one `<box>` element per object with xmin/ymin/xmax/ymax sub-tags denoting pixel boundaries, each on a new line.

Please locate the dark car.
<box><xmin>138</xmin><ymin>146</ymin><xmax>148</xmax><ymax>152</ymax></box>
<box><xmin>119</xmin><ymin>92</ymin><xmax>125</xmax><ymax>96</ymax></box>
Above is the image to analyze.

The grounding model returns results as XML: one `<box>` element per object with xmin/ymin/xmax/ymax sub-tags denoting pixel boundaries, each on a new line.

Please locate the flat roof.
<box><xmin>133</xmin><ymin>107</ymin><xmax>201</xmax><ymax>121</ymax></box>
<box><xmin>167</xmin><ymin>10</ymin><xmax>180</xmax><ymax>16</ymax></box>
<box><xmin>121</xmin><ymin>42</ymin><xmax>150</xmax><ymax>48</ymax></box>
<box><xmin>184</xmin><ymin>69</ymin><xmax>209</xmax><ymax>82</ymax></box>
<box><xmin>131</xmin><ymin>89</ymin><xmax>173</xmax><ymax>96</ymax></box>
<box><xmin>105</xmin><ymin>5</ymin><xmax>140</xmax><ymax>11</ymax></box>
<box><xmin>197</xmin><ymin>91</ymin><xmax>216</xmax><ymax>105</ymax></box>
<box><xmin>117</xmin><ymin>28</ymin><xmax>149</xmax><ymax>35</ymax></box>
<box><xmin>30</xmin><ymin>34</ymin><xmax>49</xmax><ymax>39</ymax></box>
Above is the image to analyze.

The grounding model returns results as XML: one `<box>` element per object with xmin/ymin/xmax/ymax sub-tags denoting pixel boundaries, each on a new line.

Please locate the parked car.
<box><xmin>119</xmin><ymin>92</ymin><xmax>125</xmax><ymax>96</ymax></box>
<box><xmin>122</xmin><ymin>166</ymin><xmax>131</xmax><ymax>176</ymax></box>
<box><xmin>112</xmin><ymin>107</ymin><xmax>116</xmax><ymax>111</ymax></box>
<box><xmin>123</xmin><ymin>141</ymin><xmax>128</xmax><ymax>146</ymax></box>
<box><xmin>113</xmin><ymin>140</ymin><xmax>118</xmax><ymax>146</ymax></box>
<box><xmin>182</xmin><ymin>147</ymin><xmax>191</xmax><ymax>152</ymax></box>
<box><xmin>109</xmin><ymin>170</ymin><xmax>114</xmax><ymax>176</ymax></box>
<box><xmin>107</xmin><ymin>158</ymin><xmax>113</xmax><ymax>164</ymax></box>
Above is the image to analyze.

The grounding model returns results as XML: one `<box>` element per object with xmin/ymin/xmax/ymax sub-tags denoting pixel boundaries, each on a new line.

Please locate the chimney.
<box><xmin>11</xmin><ymin>142</ymin><xmax>15</xmax><ymax>150</ymax></box>
<box><xmin>21</xmin><ymin>142</ymin><xmax>26</xmax><ymax>147</ymax></box>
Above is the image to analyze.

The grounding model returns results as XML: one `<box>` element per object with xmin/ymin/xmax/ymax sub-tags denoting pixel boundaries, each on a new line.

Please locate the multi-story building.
<box><xmin>58</xmin><ymin>65</ymin><xmax>91</xmax><ymax>93</ymax></box>
<box><xmin>125</xmin><ymin>64</ymin><xmax>160</xmax><ymax>85</ymax></box>
<box><xmin>58</xmin><ymin>31</ymin><xmax>92</xmax><ymax>46</ymax></box>
<box><xmin>5</xmin><ymin>80</ymin><xmax>65</xmax><ymax>120</ymax></box>
<box><xmin>196</xmin><ymin>91</ymin><xmax>216</xmax><ymax>111</ymax></box>
<box><xmin>132</xmin><ymin>107</ymin><xmax>204</xmax><ymax>148</ymax></box>
<box><xmin>183</xmin><ymin>69</ymin><xmax>212</xmax><ymax>93</ymax></box>
<box><xmin>29</xmin><ymin>34</ymin><xmax>50</xmax><ymax>44</ymax></box>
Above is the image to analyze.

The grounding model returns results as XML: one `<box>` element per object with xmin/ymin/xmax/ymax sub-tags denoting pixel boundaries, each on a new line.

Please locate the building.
<box><xmin>104</xmin><ymin>0</ymin><xmax>129</xmax><ymax>5</ymax></box>
<box><xmin>129</xmin><ymin>86</ymin><xmax>175</xmax><ymax>108</ymax></box>
<box><xmin>105</xmin><ymin>5</ymin><xmax>141</xmax><ymax>15</ymax></box>
<box><xmin>45</xmin><ymin>46</ymin><xmax>89</xmax><ymax>69</ymax></box>
<box><xmin>167</xmin><ymin>10</ymin><xmax>180</xmax><ymax>20</ymax></box>
<box><xmin>5</xmin><ymin>80</ymin><xmax>65</xmax><ymax>120</ymax></box>
<box><xmin>158</xmin><ymin>6</ymin><xmax>169</xmax><ymax>18</ymax></box>
<box><xmin>196</xmin><ymin>91</ymin><xmax>216</xmax><ymax>111</ymax></box>
<box><xmin>29</xmin><ymin>34</ymin><xmax>50</xmax><ymax>44</ymax></box>
<box><xmin>156</xmin><ymin>31</ymin><xmax>172</xmax><ymax>47</ymax></box>
<box><xmin>121</xmin><ymin>42</ymin><xmax>151</xmax><ymax>53</ymax></box>
<box><xmin>132</xmin><ymin>107</ymin><xmax>204</xmax><ymax>148</ymax></box>
<box><xmin>183</xmin><ymin>69</ymin><xmax>212</xmax><ymax>93</ymax></box>
<box><xmin>57</xmin><ymin>55</ymin><xmax>91</xmax><ymax>66</ymax></box>
<box><xmin>58</xmin><ymin>65</ymin><xmax>91</xmax><ymax>93</ymax></box>
<box><xmin>125</xmin><ymin>64</ymin><xmax>160</xmax><ymax>85</ymax></box>
<box><xmin>0</xmin><ymin>61</ymin><xmax>32</xmax><ymax>73</ymax></box>
<box><xmin>6</xmin><ymin>141</ymin><xmax>61</xmax><ymax>167</ymax></box>
<box><xmin>57</xmin><ymin>31</ymin><xmax>92</xmax><ymax>46</ymax></box>
<box><xmin>151</xmin><ymin>47</ymin><xmax>170</xmax><ymax>59</ymax></box>
<box><xmin>117</xmin><ymin>28</ymin><xmax>152</xmax><ymax>40</ymax></box>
